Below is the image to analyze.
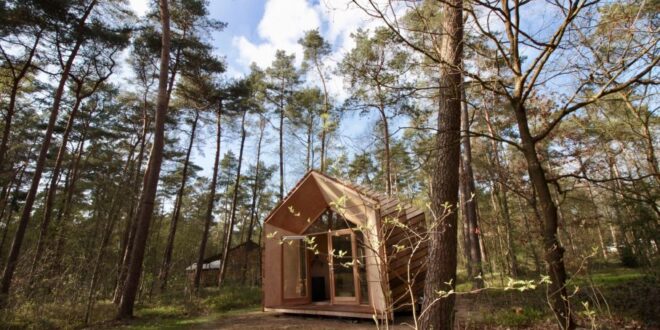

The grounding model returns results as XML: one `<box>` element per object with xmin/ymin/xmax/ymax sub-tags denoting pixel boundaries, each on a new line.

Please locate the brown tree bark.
<box><xmin>217</xmin><ymin>110</ymin><xmax>247</xmax><ymax>287</ymax></box>
<box><xmin>419</xmin><ymin>0</ymin><xmax>463</xmax><ymax>327</ymax></box>
<box><xmin>158</xmin><ymin>109</ymin><xmax>199</xmax><ymax>291</ymax></box>
<box><xmin>0</xmin><ymin>1</ymin><xmax>97</xmax><ymax>306</ymax></box>
<box><xmin>116</xmin><ymin>0</ymin><xmax>170</xmax><ymax>318</ymax></box>
<box><xmin>278</xmin><ymin>84</ymin><xmax>285</xmax><ymax>200</ymax></box>
<box><xmin>194</xmin><ymin>103</ymin><xmax>222</xmax><ymax>291</ymax></box>
<box><xmin>376</xmin><ymin>102</ymin><xmax>392</xmax><ymax>196</ymax></box>
<box><xmin>513</xmin><ymin>101</ymin><xmax>575</xmax><ymax>329</ymax></box>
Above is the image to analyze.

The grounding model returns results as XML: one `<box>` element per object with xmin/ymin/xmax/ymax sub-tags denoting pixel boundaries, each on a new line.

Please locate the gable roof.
<box><xmin>263</xmin><ymin>170</ymin><xmax>420</xmax><ymax>234</ymax></box>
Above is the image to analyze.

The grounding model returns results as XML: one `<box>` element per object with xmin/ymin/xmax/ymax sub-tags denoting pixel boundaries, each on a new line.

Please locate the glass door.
<box><xmin>282</xmin><ymin>236</ymin><xmax>308</xmax><ymax>303</ymax></box>
<box><xmin>330</xmin><ymin>230</ymin><xmax>358</xmax><ymax>303</ymax></box>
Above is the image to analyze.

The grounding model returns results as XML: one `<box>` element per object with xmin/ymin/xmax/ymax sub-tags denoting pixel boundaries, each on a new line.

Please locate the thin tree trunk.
<box><xmin>314</xmin><ymin>58</ymin><xmax>329</xmax><ymax>173</ymax></box>
<box><xmin>194</xmin><ymin>104</ymin><xmax>222</xmax><ymax>291</ymax></box>
<box><xmin>241</xmin><ymin>116</ymin><xmax>265</xmax><ymax>283</ymax></box>
<box><xmin>420</xmin><ymin>0</ymin><xmax>463</xmax><ymax>327</ymax></box>
<box><xmin>0</xmin><ymin>1</ymin><xmax>96</xmax><ymax>305</ymax></box>
<box><xmin>377</xmin><ymin>105</ymin><xmax>392</xmax><ymax>196</ymax></box>
<box><xmin>459</xmin><ymin>86</ymin><xmax>483</xmax><ymax>288</ymax></box>
<box><xmin>217</xmin><ymin>110</ymin><xmax>247</xmax><ymax>287</ymax></box>
<box><xmin>158</xmin><ymin>110</ymin><xmax>199</xmax><ymax>291</ymax></box>
<box><xmin>116</xmin><ymin>0</ymin><xmax>170</xmax><ymax>318</ymax></box>
<box><xmin>30</xmin><ymin>83</ymin><xmax>86</xmax><ymax>280</ymax></box>
<box><xmin>459</xmin><ymin>166</ymin><xmax>472</xmax><ymax>277</ymax></box>
<box><xmin>279</xmin><ymin>91</ymin><xmax>285</xmax><ymax>200</ymax></box>
<box><xmin>306</xmin><ymin>114</ymin><xmax>313</xmax><ymax>171</ymax></box>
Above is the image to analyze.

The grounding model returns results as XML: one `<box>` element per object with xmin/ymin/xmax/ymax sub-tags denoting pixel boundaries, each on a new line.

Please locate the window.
<box><xmin>282</xmin><ymin>237</ymin><xmax>307</xmax><ymax>299</ymax></box>
<box><xmin>304</xmin><ymin>208</ymin><xmax>356</xmax><ymax>234</ymax></box>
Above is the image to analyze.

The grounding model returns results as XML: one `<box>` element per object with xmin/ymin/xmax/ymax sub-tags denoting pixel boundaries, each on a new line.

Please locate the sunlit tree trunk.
<box><xmin>117</xmin><ymin>0</ymin><xmax>170</xmax><ymax>318</ymax></box>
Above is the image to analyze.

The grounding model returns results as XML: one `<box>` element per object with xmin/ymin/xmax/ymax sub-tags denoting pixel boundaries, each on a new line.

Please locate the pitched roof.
<box><xmin>263</xmin><ymin>170</ymin><xmax>422</xmax><ymax>231</ymax></box>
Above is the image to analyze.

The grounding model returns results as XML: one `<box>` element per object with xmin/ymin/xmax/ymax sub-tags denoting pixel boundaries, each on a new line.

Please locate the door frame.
<box><xmin>281</xmin><ymin>236</ymin><xmax>311</xmax><ymax>305</ymax></box>
<box><xmin>328</xmin><ymin>229</ymin><xmax>361</xmax><ymax>305</ymax></box>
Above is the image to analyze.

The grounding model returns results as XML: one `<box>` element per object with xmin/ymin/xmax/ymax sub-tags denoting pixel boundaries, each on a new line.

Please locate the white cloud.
<box><xmin>233</xmin><ymin>0</ymin><xmax>322</xmax><ymax>69</ymax></box>
<box><xmin>129</xmin><ymin>0</ymin><xmax>149</xmax><ymax>17</ymax></box>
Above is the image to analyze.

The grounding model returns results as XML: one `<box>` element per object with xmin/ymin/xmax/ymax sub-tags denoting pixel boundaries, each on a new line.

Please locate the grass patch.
<box><xmin>481</xmin><ymin>306</ymin><xmax>546</xmax><ymax>328</ymax></box>
<box><xmin>109</xmin><ymin>286</ymin><xmax>261</xmax><ymax>330</ymax></box>
<box><xmin>203</xmin><ymin>286</ymin><xmax>261</xmax><ymax>312</ymax></box>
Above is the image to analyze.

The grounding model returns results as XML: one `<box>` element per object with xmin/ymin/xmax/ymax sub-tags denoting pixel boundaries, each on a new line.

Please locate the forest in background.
<box><xmin>0</xmin><ymin>0</ymin><xmax>657</xmax><ymax>329</ymax></box>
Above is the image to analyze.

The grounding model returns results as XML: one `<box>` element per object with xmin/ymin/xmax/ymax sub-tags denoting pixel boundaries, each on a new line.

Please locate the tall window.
<box><xmin>282</xmin><ymin>237</ymin><xmax>307</xmax><ymax>299</ymax></box>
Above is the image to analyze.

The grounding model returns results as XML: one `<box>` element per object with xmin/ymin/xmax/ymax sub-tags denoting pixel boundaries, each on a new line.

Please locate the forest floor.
<box><xmin>2</xmin><ymin>265</ymin><xmax>657</xmax><ymax>329</ymax></box>
<box><xmin>99</xmin><ymin>265</ymin><xmax>658</xmax><ymax>330</ymax></box>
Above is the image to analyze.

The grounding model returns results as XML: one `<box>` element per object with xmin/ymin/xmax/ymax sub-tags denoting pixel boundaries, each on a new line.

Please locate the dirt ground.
<box><xmin>194</xmin><ymin>298</ymin><xmax>480</xmax><ymax>329</ymax></box>
<box><xmin>195</xmin><ymin>311</ymin><xmax>416</xmax><ymax>330</ymax></box>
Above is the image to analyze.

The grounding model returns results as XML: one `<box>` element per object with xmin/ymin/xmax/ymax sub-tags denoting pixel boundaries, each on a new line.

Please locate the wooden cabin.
<box><xmin>262</xmin><ymin>171</ymin><xmax>427</xmax><ymax>319</ymax></box>
<box><xmin>186</xmin><ymin>240</ymin><xmax>260</xmax><ymax>286</ymax></box>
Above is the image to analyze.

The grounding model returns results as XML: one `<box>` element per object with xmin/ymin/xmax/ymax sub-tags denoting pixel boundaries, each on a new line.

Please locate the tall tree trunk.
<box><xmin>513</xmin><ymin>101</ymin><xmax>575</xmax><ymax>329</ymax></box>
<box><xmin>117</xmin><ymin>0</ymin><xmax>170</xmax><ymax>318</ymax></box>
<box><xmin>459</xmin><ymin>166</ymin><xmax>472</xmax><ymax>278</ymax></box>
<box><xmin>29</xmin><ymin>84</ymin><xmax>86</xmax><ymax>280</ymax></box>
<box><xmin>241</xmin><ymin>116</ymin><xmax>265</xmax><ymax>283</ymax></box>
<box><xmin>314</xmin><ymin>58</ymin><xmax>329</xmax><ymax>173</ymax></box>
<box><xmin>0</xmin><ymin>31</ymin><xmax>42</xmax><ymax>172</ymax></box>
<box><xmin>420</xmin><ymin>0</ymin><xmax>463</xmax><ymax>327</ymax></box>
<box><xmin>194</xmin><ymin>104</ymin><xmax>222</xmax><ymax>291</ymax></box>
<box><xmin>377</xmin><ymin>105</ymin><xmax>392</xmax><ymax>196</ymax></box>
<box><xmin>217</xmin><ymin>110</ymin><xmax>247</xmax><ymax>287</ymax></box>
<box><xmin>278</xmin><ymin>92</ymin><xmax>285</xmax><ymax>200</ymax></box>
<box><xmin>158</xmin><ymin>110</ymin><xmax>199</xmax><ymax>291</ymax></box>
<box><xmin>306</xmin><ymin>114</ymin><xmax>313</xmax><ymax>171</ymax></box>
<box><xmin>459</xmin><ymin>86</ymin><xmax>483</xmax><ymax>288</ymax></box>
<box><xmin>114</xmin><ymin>103</ymin><xmax>151</xmax><ymax>304</ymax></box>
<box><xmin>0</xmin><ymin>1</ymin><xmax>96</xmax><ymax>305</ymax></box>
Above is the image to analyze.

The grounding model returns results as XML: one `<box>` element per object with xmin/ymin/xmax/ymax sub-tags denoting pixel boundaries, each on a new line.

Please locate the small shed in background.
<box><xmin>186</xmin><ymin>240</ymin><xmax>261</xmax><ymax>286</ymax></box>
